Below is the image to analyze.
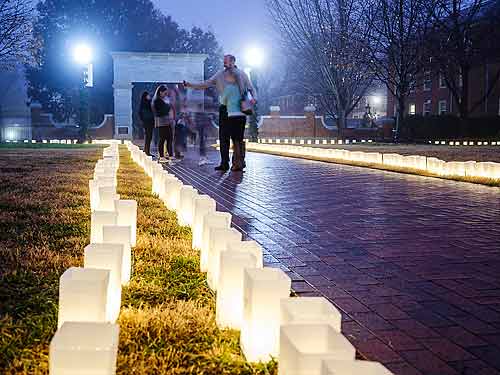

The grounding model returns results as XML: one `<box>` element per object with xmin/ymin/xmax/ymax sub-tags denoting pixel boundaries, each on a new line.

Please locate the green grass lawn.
<box><xmin>0</xmin><ymin>146</ymin><xmax>276</xmax><ymax>374</ymax></box>
<box><xmin>0</xmin><ymin>143</ymin><xmax>100</xmax><ymax>149</ymax></box>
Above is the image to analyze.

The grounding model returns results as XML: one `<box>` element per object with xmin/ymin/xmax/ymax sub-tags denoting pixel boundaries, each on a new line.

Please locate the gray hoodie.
<box><xmin>189</xmin><ymin>68</ymin><xmax>257</xmax><ymax>101</ymax></box>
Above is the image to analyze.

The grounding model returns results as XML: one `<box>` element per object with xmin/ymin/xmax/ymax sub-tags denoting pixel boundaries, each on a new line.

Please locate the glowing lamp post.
<box><xmin>73</xmin><ymin>43</ymin><xmax>93</xmax><ymax>87</ymax></box>
<box><xmin>200</xmin><ymin>212</ymin><xmax>232</xmax><ymax>272</ymax></box>
<box><xmin>216</xmin><ymin>251</ymin><xmax>261</xmax><ymax>330</ymax></box>
<box><xmin>279</xmin><ymin>324</ymin><xmax>356</xmax><ymax>375</ymax></box>
<box><xmin>90</xmin><ymin>211</ymin><xmax>118</xmax><ymax>244</ymax></box>
<box><xmin>207</xmin><ymin>227</ymin><xmax>242</xmax><ymax>291</ymax></box>
<box><xmin>192</xmin><ymin>196</ymin><xmax>217</xmax><ymax>250</ymax></box>
<box><xmin>73</xmin><ymin>43</ymin><xmax>93</xmax><ymax>141</ymax></box>
<box><xmin>50</xmin><ymin>322</ymin><xmax>119</xmax><ymax>375</ymax></box>
<box><xmin>84</xmin><ymin>244</ymin><xmax>124</xmax><ymax>323</ymax></box>
<box><xmin>240</xmin><ymin>267</ymin><xmax>291</xmax><ymax>362</ymax></box>
<box><xmin>57</xmin><ymin>267</ymin><xmax>111</xmax><ymax>328</ymax></box>
<box><xmin>281</xmin><ymin>297</ymin><xmax>342</xmax><ymax>332</ymax></box>
<box><xmin>102</xmin><ymin>225</ymin><xmax>132</xmax><ymax>285</ymax></box>
<box><xmin>321</xmin><ymin>360</ymin><xmax>394</xmax><ymax>375</ymax></box>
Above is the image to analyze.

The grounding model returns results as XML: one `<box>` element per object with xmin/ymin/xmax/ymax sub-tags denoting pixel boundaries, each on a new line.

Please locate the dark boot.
<box><xmin>241</xmin><ymin>141</ymin><xmax>246</xmax><ymax>168</ymax></box>
<box><xmin>231</xmin><ymin>141</ymin><xmax>243</xmax><ymax>171</ymax></box>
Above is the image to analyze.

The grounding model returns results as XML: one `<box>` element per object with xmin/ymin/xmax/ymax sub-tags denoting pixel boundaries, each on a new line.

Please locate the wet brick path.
<box><xmin>164</xmin><ymin>149</ymin><xmax>500</xmax><ymax>375</ymax></box>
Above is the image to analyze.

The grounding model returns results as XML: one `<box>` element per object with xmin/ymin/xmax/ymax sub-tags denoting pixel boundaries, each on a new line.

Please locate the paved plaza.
<box><xmin>165</xmin><ymin>148</ymin><xmax>500</xmax><ymax>375</ymax></box>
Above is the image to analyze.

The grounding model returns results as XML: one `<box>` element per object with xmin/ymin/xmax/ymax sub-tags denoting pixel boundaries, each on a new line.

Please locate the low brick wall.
<box><xmin>258</xmin><ymin>108</ymin><xmax>389</xmax><ymax>140</ymax></box>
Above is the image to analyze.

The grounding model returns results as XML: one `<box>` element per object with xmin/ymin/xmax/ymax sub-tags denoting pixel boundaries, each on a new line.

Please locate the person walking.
<box><xmin>152</xmin><ymin>85</ymin><xmax>174</xmax><ymax>163</ymax></box>
<box><xmin>192</xmin><ymin>104</ymin><xmax>213</xmax><ymax>166</ymax></box>
<box><xmin>138</xmin><ymin>91</ymin><xmax>155</xmax><ymax>156</ymax></box>
<box><xmin>184</xmin><ymin>54</ymin><xmax>257</xmax><ymax>171</ymax></box>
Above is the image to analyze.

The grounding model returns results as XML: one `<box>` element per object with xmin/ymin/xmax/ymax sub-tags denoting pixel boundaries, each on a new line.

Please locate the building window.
<box><xmin>423</xmin><ymin>100</ymin><xmax>432</xmax><ymax>116</ymax></box>
<box><xmin>409</xmin><ymin>103</ymin><xmax>416</xmax><ymax>115</ymax></box>
<box><xmin>438</xmin><ymin>100</ymin><xmax>447</xmax><ymax>115</ymax></box>
<box><xmin>439</xmin><ymin>74</ymin><xmax>447</xmax><ymax>88</ymax></box>
<box><xmin>424</xmin><ymin>72</ymin><xmax>432</xmax><ymax>91</ymax></box>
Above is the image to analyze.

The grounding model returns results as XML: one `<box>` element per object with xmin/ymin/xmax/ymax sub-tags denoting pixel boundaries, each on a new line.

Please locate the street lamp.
<box><xmin>73</xmin><ymin>43</ymin><xmax>93</xmax><ymax>88</ymax></box>
<box><xmin>244</xmin><ymin>46</ymin><xmax>265</xmax><ymax>77</ymax></box>
<box><xmin>72</xmin><ymin>43</ymin><xmax>94</xmax><ymax>141</ymax></box>
<box><xmin>243</xmin><ymin>46</ymin><xmax>264</xmax><ymax>142</ymax></box>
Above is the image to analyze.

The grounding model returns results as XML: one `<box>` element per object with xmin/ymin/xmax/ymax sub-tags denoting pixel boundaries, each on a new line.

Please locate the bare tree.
<box><xmin>366</xmin><ymin>0</ymin><xmax>436</xmax><ymax>141</ymax></box>
<box><xmin>267</xmin><ymin>0</ymin><xmax>374</xmax><ymax>135</ymax></box>
<box><xmin>428</xmin><ymin>0</ymin><xmax>500</xmax><ymax>119</ymax></box>
<box><xmin>0</xmin><ymin>0</ymin><xmax>37</xmax><ymax>70</ymax></box>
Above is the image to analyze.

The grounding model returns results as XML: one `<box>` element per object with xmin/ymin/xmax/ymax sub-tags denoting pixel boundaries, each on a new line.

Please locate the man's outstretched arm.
<box><xmin>184</xmin><ymin>72</ymin><xmax>220</xmax><ymax>90</ymax></box>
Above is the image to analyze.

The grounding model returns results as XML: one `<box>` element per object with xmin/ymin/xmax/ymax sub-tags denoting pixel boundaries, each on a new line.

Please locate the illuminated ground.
<box><xmin>0</xmin><ymin>145</ymin><xmax>275</xmax><ymax>374</ymax></box>
<box><xmin>165</xmin><ymin>147</ymin><xmax>500</xmax><ymax>375</ymax></box>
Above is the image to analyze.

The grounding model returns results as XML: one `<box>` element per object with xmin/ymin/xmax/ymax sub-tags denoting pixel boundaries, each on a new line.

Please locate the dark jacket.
<box><xmin>138</xmin><ymin>99</ymin><xmax>155</xmax><ymax>128</ymax></box>
<box><xmin>152</xmin><ymin>97</ymin><xmax>171</xmax><ymax>118</ymax></box>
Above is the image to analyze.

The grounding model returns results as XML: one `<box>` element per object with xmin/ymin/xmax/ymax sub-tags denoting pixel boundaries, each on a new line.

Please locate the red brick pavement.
<box><xmin>164</xmin><ymin>149</ymin><xmax>500</xmax><ymax>375</ymax></box>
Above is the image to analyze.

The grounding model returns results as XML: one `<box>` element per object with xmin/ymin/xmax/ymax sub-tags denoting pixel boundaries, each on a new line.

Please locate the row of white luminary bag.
<box><xmin>247</xmin><ymin>143</ymin><xmax>500</xmax><ymax>180</ymax></box>
<box><xmin>124</xmin><ymin>142</ymin><xmax>393</xmax><ymax>375</ymax></box>
<box><xmin>50</xmin><ymin>145</ymin><xmax>130</xmax><ymax>375</ymax></box>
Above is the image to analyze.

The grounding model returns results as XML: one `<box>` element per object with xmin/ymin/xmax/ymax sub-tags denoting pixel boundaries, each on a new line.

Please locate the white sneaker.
<box><xmin>158</xmin><ymin>157</ymin><xmax>168</xmax><ymax>163</ymax></box>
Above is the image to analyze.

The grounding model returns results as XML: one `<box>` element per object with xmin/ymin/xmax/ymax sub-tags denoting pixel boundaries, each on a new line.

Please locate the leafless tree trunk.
<box><xmin>428</xmin><ymin>0</ymin><xmax>499</xmax><ymax>118</ymax></box>
<box><xmin>267</xmin><ymin>0</ymin><xmax>374</xmax><ymax>136</ymax></box>
<box><xmin>0</xmin><ymin>0</ymin><xmax>37</xmax><ymax>70</ymax></box>
<box><xmin>366</xmin><ymin>0</ymin><xmax>436</xmax><ymax>141</ymax></box>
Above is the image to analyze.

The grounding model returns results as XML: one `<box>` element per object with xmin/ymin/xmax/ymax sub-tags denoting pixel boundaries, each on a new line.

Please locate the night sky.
<box><xmin>153</xmin><ymin>0</ymin><xmax>276</xmax><ymax>64</ymax></box>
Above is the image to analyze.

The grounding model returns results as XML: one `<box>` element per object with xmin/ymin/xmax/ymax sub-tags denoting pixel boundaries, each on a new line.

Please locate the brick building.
<box><xmin>387</xmin><ymin>63</ymin><xmax>500</xmax><ymax>118</ymax></box>
<box><xmin>273</xmin><ymin>83</ymin><xmax>388</xmax><ymax>120</ymax></box>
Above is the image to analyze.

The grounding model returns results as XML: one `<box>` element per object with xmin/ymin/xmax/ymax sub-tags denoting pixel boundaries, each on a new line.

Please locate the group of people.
<box><xmin>138</xmin><ymin>86</ymin><xmax>203</xmax><ymax>164</ymax></box>
<box><xmin>138</xmin><ymin>54</ymin><xmax>257</xmax><ymax>172</ymax></box>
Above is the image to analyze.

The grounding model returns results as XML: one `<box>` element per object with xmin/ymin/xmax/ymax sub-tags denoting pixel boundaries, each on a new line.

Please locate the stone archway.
<box><xmin>111</xmin><ymin>52</ymin><xmax>207</xmax><ymax>139</ymax></box>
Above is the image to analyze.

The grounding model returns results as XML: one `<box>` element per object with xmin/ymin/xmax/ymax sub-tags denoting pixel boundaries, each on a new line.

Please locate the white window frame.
<box><xmin>409</xmin><ymin>103</ymin><xmax>416</xmax><ymax>115</ymax></box>
<box><xmin>438</xmin><ymin>100</ymin><xmax>447</xmax><ymax>115</ymax></box>
<box><xmin>424</xmin><ymin>72</ymin><xmax>432</xmax><ymax>91</ymax></box>
<box><xmin>423</xmin><ymin>100</ymin><xmax>432</xmax><ymax>116</ymax></box>
<box><xmin>439</xmin><ymin>74</ymin><xmax>447</xmax><ymax>89</ymax></box>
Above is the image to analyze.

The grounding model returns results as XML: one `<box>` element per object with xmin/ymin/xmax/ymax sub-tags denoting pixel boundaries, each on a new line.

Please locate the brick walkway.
<box><xmin>164</xmin><ymin>148</ymin><xmax>500</xmax><ymax>375</ymax></box>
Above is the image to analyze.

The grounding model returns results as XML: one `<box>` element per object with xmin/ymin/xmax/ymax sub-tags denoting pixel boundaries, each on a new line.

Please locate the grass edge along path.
<box><xmin>115</xmin><ymin>146</ymin><xmax>276</xmax><ymax>374</ymax></box>
<box><xmin>0</xmin><ymin>147</ymin><xmax>103</xmax><ymax>374</ymax></box>
<box><xmin>245</xmin><ymin>146</ymin><xmax>500</xmax><ymax>187</ymax></box>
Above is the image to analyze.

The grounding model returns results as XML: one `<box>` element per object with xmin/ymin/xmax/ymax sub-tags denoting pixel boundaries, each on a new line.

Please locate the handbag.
<box><xmin>240</xmin><ymin>90</ymin><xmax>254</xmax><ymax>115</ymax></box>
<box><xmin>235</xmin><ymin>69</ymin><xmax>254</xmax><ymax>115</ymax></box>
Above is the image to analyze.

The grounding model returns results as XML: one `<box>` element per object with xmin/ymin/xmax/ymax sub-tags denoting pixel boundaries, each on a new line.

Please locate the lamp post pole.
<box><xmin>73</xmin><ymin>44</ymin><xmax>93</xmax><ymax>142</ymax></box>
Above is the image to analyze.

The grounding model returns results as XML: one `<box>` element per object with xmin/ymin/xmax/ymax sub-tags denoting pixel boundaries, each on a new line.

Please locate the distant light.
<box><xmin>244</xmin><ymin>46</ymin><xmax>264</xmax><ymax>68</ymax></box>
<box><xmin>372</xmin><ymin>96</ymin><xmax>382</xmax><ymax>105</ymax></box>
<box><xmin>73</xmin><ymin>44</ymin><xmax>92</xmax><ymax>65</ymax></box>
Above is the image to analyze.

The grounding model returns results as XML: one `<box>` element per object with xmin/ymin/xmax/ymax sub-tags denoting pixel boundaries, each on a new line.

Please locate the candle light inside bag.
<box><xmin>50</xmin><ymin>322</ymin><xmax>119</xmax><ymax>375</ymax></box>
<box><xmin>192</xmin><ymin>196</ymin><xmax>217</xmax><ymax>250</ymax></box>
<box><xmin>279</xmin><ymin>324</ymin><xmax>355</xmax><ymax>375</ymax></box>
<box><xmin>200</xmin><ymin>211</ymin><xmax>232</xmax><ymax>272</ymax></box>
<box><xmin>91</xmin><ymin>211</ymin><xmax>118</xmax><ymax>244</ymax></box>
<box><xmin>84</xmin><ymin>244</ymin><xmax>124</xmax><ymax>323</ymax></box>
<box><xmin>57</xmin><ymin>267</ymin><xmax>111</xmax><ymax>328</ymax></box>
<box><xmin>114</xmin><ymin>200</ymin><xmax>137</xmax><ymax>247</ymax></box>
<box><xmin>240</xmin><ymin>267</ymin><xmax>291</xmax><ymax>362</ymax></box>
<box><xmin>206</xmin><ymin>227</ymin><xmax>242</xmax><ymax>291</ymax></box>
<box><xmin>216</xmin><ymin>251</ymin><xmax>259</xmax><ymax>330</ymax></box>
<box><xmin>102</xmin><ymin>225</ymin><xmax>132</xmax><ymax>285</ymax></box>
